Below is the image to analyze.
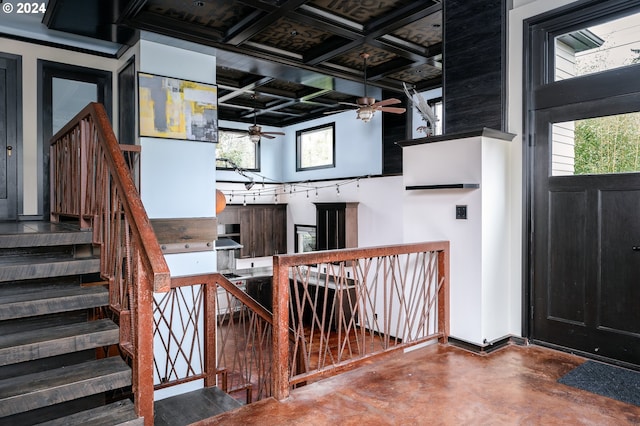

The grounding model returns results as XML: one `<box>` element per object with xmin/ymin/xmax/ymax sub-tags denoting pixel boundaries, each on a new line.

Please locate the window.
<box><xmin>554</xmin><ymin>11</ymin><xmax>640</xmax><ymax>82</ymax></box>
<box><xmin>216</xmin><ymin>128</ymin><xmax>259</xmax><ymax>171</ymax></box>
<box><xmin>552</xmin><ymin>112</ymin><xmax>640</xmax><ymax>176</ymax></box>
<box><xmin>296</xmin><ymin>123</ymin><xmax>335</xmax><ymax>171</ymax></box>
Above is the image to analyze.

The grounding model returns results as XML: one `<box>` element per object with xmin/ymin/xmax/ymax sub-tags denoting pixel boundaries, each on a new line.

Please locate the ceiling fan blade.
<box><xmin>260</xmin><ymin>134</ymin><xmax>276</xmax><ymax>139</ymax></box>
<box><xmin>323</xmin><ymin>108</ymin><xmax>355</xmax><ymax>115</ymax></box>
<box><xmin>371</xmin><ymin>98</ymin><xmax>401</xmax><ymax>108</ymax></box>
<box><xmin>379</xmin><ymin>107</ymin><xmax>406</xmax><ymax>114</ymax></box>
<box><xmin>261</xmin><ymin>131</ymin><xmax>285</xmax><ymax>136</ymax></box>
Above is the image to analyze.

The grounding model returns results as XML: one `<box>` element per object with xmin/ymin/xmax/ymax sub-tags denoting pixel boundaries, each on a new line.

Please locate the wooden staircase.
<box><xmin>0</xmin><ymin>221</ymin><xmax>142</xmax><ymax>425</ymax></box>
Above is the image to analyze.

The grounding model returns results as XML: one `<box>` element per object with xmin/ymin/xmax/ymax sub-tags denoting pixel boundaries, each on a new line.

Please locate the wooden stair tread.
<box><xmin>0</xmin><ymin>255</ymin><xmax>100</xmax><ymax>282</ymax></box>
<box><xmin>0</xmin><ymin>285</ymin><xmax>108</xmax><ymax>321</ymax></box>
<box><xmin>0</xmin><ymin>356</ymin><xmax>131</xmax><ymax>417</ymax></box>
<box><xmin>0</xmin><ymin>222</ymin><xmax>91</xmax><ymax>249</ymax></box>
<box><xmin>154</xmin><ymin>387</ymin><xmax>243</xmax><ymax>426</ymax></box>
<box><xmin>0</xmin><ymin>319</ymin><xmax>119</xmax><ymax>367</ymax></box>
<box><xmin>35</xmin><ymin>399</ymin><xmax>142</xmax><ymax>426</ymax></box>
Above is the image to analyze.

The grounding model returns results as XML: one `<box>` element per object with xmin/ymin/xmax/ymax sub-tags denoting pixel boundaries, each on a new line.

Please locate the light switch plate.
<box><xmin>456</xmin><ymin>205</ymin><xmax>467</xmax><ymax>220</ymax></box>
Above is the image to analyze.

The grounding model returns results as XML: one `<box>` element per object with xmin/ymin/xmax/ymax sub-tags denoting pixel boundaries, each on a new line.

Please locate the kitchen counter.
<box><xmin>229</xmin><ymin>266</ymin><xmax>273</xmax><ymax>280</ymax></box>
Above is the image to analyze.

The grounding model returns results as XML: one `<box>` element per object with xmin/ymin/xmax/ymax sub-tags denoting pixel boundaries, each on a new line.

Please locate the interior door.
<box><xmin>39</xmin><ymin>61</ymin><xmax>111</xmax><ymax>218</ymax></box>
<box><xmin>531</xmin><ymin>100</ymin><xmax>640</xmax><ymax>366</ymax></box>
<box><xmin>0</xmin><ymin>55</ymin><xmax>19</xmax><ymax>220</ymax></box>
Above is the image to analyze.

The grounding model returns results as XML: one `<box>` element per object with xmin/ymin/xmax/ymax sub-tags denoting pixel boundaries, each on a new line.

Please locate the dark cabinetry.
<box><xmin>247</xmin><ymin>276</ymin><xmax>273</xmax><ymax>312</ymax></box>
<box><xmin>218</xmin><ymin>204</ymin><xmax>287</xmax><ymax>258</ymax></box>
<box><xmin>290</xmin><ymin>278</ymin><xmax>356</xmax><ymax>330</ymax></box>
<box><xmin>315</xmin><ymin>202</ymin><xmax>358</xmax><ymax>250</ymax></box>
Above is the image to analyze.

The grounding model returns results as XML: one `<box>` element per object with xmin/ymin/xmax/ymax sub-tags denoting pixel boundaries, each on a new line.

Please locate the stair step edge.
<box><xmin>0</xmin><ymin>231</ymin><xmax>93</xmax><ymax>249</ymax></box>
<box><xmin>0</xmin><ymin>258</ymin><xmax>100</xmax><ymax>283</ymax></box>
<box><xmin>0</xmin><ymin>288</ymin><xmax>109</xmax><ymax>321</ymax></box>
<box><xmin>0</xmin><ymin>319</ymin><xmax>119</xmax><ymax>367</ymax></box>
<box><xmin>35</xmin><ymin>399</ymin><xmax>142</xmax><ymax>426</ymax></box>
<box><xmin>0</xmin><ymin>356</ymin><xmax>131</xmax><ymax>418</ymax></box>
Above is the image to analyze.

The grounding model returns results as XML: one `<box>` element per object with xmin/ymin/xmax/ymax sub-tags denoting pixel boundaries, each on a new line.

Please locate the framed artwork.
<box><xmin>138</xmin><ymin>72</ymin><xmax>218</xmax><ymax>142</ymax></box>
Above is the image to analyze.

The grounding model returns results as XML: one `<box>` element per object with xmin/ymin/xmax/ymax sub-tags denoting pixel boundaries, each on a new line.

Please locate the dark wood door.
<box><xmin>532</xmin><ymin>106</ymin><xmax>640</xmax><ymax>365</ymax></box>
<box><xmin>316</xmin><ymin>203</ymin><xmax>346</xmax><ymax>251</ymax></box>
<box><xmin>0</xmin><ymin>55</ymin><xmax>19</xmax><ymax>220</ymax></box>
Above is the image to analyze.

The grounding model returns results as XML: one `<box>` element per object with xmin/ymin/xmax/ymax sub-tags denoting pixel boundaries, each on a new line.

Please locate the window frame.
<box><xmin>215</xmin><ymin>127</ymin><xmax>260</xmax><ymax>172</ymax></box>
<box><xmin>296</xmin><ymin>122</ymin><xmax>336</xmax><ymax>171</ymax></box>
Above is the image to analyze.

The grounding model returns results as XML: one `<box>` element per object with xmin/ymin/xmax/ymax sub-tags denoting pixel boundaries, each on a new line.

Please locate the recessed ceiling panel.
<box><xmin>392</xmin><ymin>11</ymin><xmax>443</xmax><ymax>48</ymax></box>
<box><xmin>330</xmin><ymin>45</ymin><xmax>396</xmax><ymax>70</ymax></box>
<box><xmin>249</xmin><ymin>17</ymin><xmax>334</xmax><ymax>54</ymax></box>
<box><xmin>308</xmin><ymin>0</ymin><xmax>415</xmax><ymax>24</ymax></box>
<box><xmin>143</xmin><ymin>0</ymin><xmax>255</xmax><ymax>35</ymax></box>
<box><xmin>388</xmin><ymin>63</ymin><xmax>441</xmax><ymax>84</ymax></box>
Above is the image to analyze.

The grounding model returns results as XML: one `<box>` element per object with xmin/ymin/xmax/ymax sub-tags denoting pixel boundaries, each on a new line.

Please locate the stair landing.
<box><xmin>154</xmin><ymin>387</ymin><xmax>242</xmax><ymax>426</ymax></box>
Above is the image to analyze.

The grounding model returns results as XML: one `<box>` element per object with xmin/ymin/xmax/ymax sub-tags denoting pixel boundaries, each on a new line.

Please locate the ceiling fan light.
<box><xmin>249</xmin><ymin>133</ymin><xmax>261</xmax><ymax>143</ymax></box>
<box><xmin>357</xmin><ymin>108</ymin><xmax>374</xmax><ymax>122</ymax></box>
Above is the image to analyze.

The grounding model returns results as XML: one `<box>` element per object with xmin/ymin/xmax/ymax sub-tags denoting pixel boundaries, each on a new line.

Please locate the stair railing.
<box><xmin>50</xmin><ymin>102</ymin><xmax>170</xmax><ymax>425</ymax></box>
<box><xmin>272</xmin><ymin>241</ymin><xmax>450</xmax><ymax>399</ymax></box>
<box><xmin>153</xmin><ymin>273</ymin><xmax>275</xmax><ymax>404</ymax></box>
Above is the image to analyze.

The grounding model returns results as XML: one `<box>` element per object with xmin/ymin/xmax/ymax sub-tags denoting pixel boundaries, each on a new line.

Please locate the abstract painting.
<box><xmin>138</xmin><ymin>72</ymin><xmax>218</xmax><ymax>142</ymax></box>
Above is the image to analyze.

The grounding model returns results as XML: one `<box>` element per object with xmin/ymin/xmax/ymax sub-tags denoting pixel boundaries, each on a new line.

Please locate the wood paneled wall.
<box><xmin>443</xmin><ymin>0</ymin><xmax>506</xmax><ymax>134</ymax></box>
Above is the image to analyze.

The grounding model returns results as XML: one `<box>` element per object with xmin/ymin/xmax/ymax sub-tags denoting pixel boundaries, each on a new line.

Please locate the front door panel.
<box><xmin>0</xmin><ymin>56</ymin><xmax>19</xmax><ymax>220</ymax></box>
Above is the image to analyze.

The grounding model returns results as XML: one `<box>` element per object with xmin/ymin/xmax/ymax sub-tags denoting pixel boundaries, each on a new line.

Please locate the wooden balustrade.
<box><xmin>272</xmin><ymin>242</ymin><xmax>449</xmax><ymax>400</ymax></box>
<box><xmin>49</xmin><ymin>102</ymin><xmax>170</xmax><ymax>425</ymax></box>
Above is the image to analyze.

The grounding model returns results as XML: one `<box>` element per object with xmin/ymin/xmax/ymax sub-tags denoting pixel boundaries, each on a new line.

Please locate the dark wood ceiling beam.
<box><xmin>123</xmin><ymin>11</ymin><xmax>226</xmax><ymax>41</ymax></box>
<box><xmin>217</xmin><ymin>76</ymin><xmax>275</xmax><ymax>103</ymax></box>
<box><xmin>224</xmin><ymin>0</ymin><xmax>309</xmax><ymax>45</ymax></box>
<box><xmin>304</xmin><ymin>38</ymin><xmax>363</xmax><ymax>66</ymax></box>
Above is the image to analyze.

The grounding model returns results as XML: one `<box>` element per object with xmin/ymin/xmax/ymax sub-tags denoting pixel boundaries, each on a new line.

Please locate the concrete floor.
<box><xmin>195</xmin><ymin>343</ymin><xmax>640</xmax><ymax>425</ymax></box>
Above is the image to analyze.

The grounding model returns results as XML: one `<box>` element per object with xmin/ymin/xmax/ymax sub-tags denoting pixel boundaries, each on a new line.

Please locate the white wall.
<box><xmin>403</xmin><ymin>138</ymin><xmax>484</xmax><ymax>342</ymax></box>
<box><xmin>402</xmin><ymin>134</ymin><xmax>512</xmax><ymax>345</ymax></box>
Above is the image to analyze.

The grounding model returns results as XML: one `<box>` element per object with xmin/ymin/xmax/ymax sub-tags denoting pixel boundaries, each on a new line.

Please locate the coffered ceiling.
<box><xmin>43</xmin><ymin>0</ymin><xmax>443</xmax><ymax>127</ymax></box>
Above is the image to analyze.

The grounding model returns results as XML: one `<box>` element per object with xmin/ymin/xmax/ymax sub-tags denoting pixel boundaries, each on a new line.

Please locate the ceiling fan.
<box><xmin>326</xmin><ymin>52</ymin><xmax>406</xmax><ymax>122</ymax></box>
<box><xmin>244</xmin><ymin>95</ymin><xmax>285</xmax><ymax>143</ymax></box>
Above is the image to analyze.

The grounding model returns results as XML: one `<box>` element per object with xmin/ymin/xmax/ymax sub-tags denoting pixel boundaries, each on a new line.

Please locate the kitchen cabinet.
<box><xmin>218</xmin><ymin>204</ymin><xmax>287</xmax><ymax>258</ymax></box>
<box><xmin>290</xmin><ymin>277</ymin><xmax>356</xmax><ymax>331</ymax></box>
<box><xmin>315</xmin><ymin>202</ymin><xmax>358</xmax><ymax>250</ymax></box>
<box><xmin>246</xmin><ymin>276</ymin><xmax>272</xmax><ymax>312</ymax></box>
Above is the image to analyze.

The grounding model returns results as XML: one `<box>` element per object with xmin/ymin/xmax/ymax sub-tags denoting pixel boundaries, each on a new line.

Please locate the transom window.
<box><xmin>215</xmin><ymin>128</ymin><xmax>259</xmax><ymax>171</ymax></box>
<box><xmin>554</xmin><ymin>11</ymin><xmax>640</xmax><ymax>82</ymax></box>
<box><xmin>296</xmin><ymin>123</ymin><xmax>335</xmax><ymax>171</ymax></box>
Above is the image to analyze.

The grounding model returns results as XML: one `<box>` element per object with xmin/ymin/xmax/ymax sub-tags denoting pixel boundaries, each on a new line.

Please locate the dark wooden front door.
<box><xmin>531</xmin><ymin>101</ymin><xmax>640</xmax><ymax>366</ymax></box>
<box><xmin>0</xmin><ymin>55</ymin><xmax>19</xmax><ymax>220</ymax></box>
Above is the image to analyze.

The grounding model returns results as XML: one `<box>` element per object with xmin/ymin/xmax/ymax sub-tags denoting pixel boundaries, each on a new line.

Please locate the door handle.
<box><xmin>633</xmin><ymin>246</ymin><xmax>640</xmax><ymax>251</ymax></box>
<box><xmin>6</xmin><ymin>146</ymin><xmax>12</xmax><ymax>157</ymax></box>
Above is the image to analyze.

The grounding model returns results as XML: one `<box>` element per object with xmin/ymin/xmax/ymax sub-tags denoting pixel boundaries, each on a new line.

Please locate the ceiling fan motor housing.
<box><xmin>357</xmin><ymin>96</ymin><xmax>376</xmax><ymax>106</ymax></box>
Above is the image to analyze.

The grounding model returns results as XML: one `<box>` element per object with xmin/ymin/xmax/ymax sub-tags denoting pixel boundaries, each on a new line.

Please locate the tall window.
<box><xmin>296</xmin><ymin>123</ymin><xmax>335</xmax><ymax>171</ymax></box>
<box><xmin>216</xmin><ymin>128</ymin><xmax>259</xmax><ymax>171</ymax></box>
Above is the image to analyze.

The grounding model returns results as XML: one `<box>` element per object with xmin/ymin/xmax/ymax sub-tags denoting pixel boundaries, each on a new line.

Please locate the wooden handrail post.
<box><xmin>204</xmin><ymin>281</ymin><xmax>217</xmax><ymax>387</ymax></box>
<box><xmin>437</xmin><ymin>243</ymin><xmax>450</xmax><ymax>343</ymax></box>
<box><xmin>134</xmin><ymin>252</ymin><xmax>155</xmax><ymax>425</ymax></box>
<box><xmin>272</xmin><ymin>255</ymin><xmax>291</xmax><ymax>400</ymax></box>
<box><xmin>79</xmin><ymin>119</ymin><xmax>89</xmax><ymax>229</ymax></box>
